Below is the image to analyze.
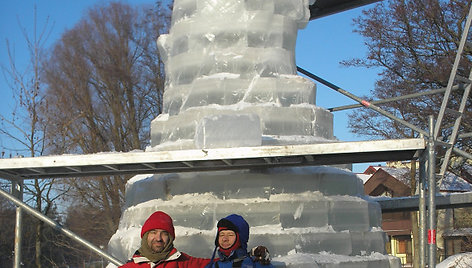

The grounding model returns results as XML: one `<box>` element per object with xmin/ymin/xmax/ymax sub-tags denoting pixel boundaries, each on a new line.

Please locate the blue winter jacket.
<box><xmin>206</xmin><ymin>247</ymin><xmax>273</xmax><ymax>268</ymax></box>
<box><xmin>205</xmin><ymin>214</ymin><xmax>274</xmax><ymax>268</ymax></box>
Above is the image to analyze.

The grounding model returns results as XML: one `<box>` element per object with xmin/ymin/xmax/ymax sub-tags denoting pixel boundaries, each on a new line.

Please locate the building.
<box><xmin>359</xmin><ymin>163</ymin><xmax>472</xmax><ymax>266</ymax></box>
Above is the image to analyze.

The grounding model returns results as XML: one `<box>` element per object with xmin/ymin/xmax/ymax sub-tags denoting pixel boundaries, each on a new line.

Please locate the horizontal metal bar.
<box><xmin>328</xmin><ymin>85</ymin><xmax>461</xmax><ymax>112</ymax></box>
<box><xmin>376</xmin><ymin>192</ymin><xmax>472</xmax><ymax>212</ymax></box>
<box><xmin>435</xmin><ymin>140</ymin><xmax>452</xmax><ymax>147</ymax></box>
<box><xmin>0</xmin><ymin>139</ymin><xmax>426</xmax><ymax>179</ymax></box>
<box><xmin>445</xmin><ymin>108</ymin><xmax>463</xmax><ymax>117</ymax></box>
<box><xmin>458</xmin><ymin>132</ymin><xmax>472</xmax><ymax>138</ymax></box>
<box><xmin>453</xmin><ymin>146</ymin><xmax>472</xmax><ymax>160</ymax></box>
<box><xmin>455</xmin><ymin>75</ymin><xmax>472</xmax><ymax>84</ymax></box>
<box><xmin>309</xmin><ymin>0</ymin><xmax>382</xmax><ymax>20</ymax></box>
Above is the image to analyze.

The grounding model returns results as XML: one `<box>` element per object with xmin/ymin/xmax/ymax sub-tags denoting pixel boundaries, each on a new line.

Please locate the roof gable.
<box><xmin>364</xmin><ymin>168</ymin><xmax>411</xmax><ymax>197</ymax></box>
<box><xmin>364</xmin><ymin>165</ymin><xmax>472</xmax><ymax>193</ymax></box>
<box><xmin>363</xmin><ymin>166</ymin><xmax>379</xmax><ymax>175</ymax></box>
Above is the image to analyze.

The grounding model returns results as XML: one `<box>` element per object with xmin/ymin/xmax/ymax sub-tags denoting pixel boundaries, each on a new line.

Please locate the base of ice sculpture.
<box><xmin>107</xmin><ymin>166</ymin><xmax>400</xmax><ymax>268</ymax></box>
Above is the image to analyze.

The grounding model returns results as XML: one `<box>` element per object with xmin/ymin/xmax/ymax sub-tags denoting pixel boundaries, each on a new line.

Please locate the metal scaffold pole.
<box><xmin>12</xmin><ymin>179</ymin><xmax>23</xmax><ymax>268</ymax></box>
<box><xmin>419</xmin><ymin>149</ymin><xmax>427</xmax><ymax>268</ymax></box>
<box><xmin>428</xmin><ymin>115</ymin><xmax>437</xmax><ymax>267</ymax></box>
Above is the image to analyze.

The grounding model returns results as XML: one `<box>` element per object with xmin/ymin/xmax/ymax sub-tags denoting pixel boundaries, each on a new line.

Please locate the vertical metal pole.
<box><xmin>428</xmin><ymin>115</ymin><xmax>437</xmax><ymax>267</ymax></box>
<box><xmin>12</xmin><ymin>180</ymin><xmax>23</xmax><ymax>268</ymax></box>
<box><xmin>419</xmin><ymin>149</ymin><xmax>427</xmax><ymax>268</ymax></box>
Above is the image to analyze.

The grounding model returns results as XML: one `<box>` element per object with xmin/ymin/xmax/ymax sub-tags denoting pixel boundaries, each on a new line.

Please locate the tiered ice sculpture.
<box><xmin>108</xmin><ymin>0</ymin><xmax>400</xmax><ymax>267</ymax></box>
<box><xmin>151</xmin><ymin>0</ymin><xmax>333</xmax><ymax>150</ymax></box>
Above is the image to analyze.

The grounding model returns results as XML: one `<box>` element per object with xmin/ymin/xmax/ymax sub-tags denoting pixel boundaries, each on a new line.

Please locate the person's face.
<box><xmin>147</xmin><ymin>229</ymin><xmax>170</xmax><ymax>253</ymax></box>
<box><xmin>218</xmin><ymin>230</ymin><xmax>237</xmax><ymax>249</ymax></box>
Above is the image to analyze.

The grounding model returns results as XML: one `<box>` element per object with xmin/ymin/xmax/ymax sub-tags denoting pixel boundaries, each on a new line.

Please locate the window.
<box><xmin>397</xmin><ymin>239</ymin><xmax>407</xmax><ymax>254</ymax></box>
<box><xmin>395</xmin><ymin>235</ymin><xmax>411</xmax><ymax>254</ymax></box>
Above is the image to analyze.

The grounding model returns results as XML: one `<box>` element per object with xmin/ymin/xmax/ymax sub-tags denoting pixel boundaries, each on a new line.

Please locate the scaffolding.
<box><xmin>1</xmin><ymin>1</ymin><xmax>472</xmax><ymax>268</ymax></box>
<box><xmin>1</xmin><ymin>139</ymin><xmax>427</xmax><ymax>267</ymax></box>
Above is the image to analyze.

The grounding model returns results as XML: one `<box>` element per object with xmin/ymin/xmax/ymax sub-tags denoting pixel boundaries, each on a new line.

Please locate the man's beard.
<box><xmin>150</xmin><ymin>239</ymin><xmax>166</xmax><ymax>253</ymax></box>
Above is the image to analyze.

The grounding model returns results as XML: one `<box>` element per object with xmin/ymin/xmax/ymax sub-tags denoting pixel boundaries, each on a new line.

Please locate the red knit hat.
<box><xmin>140</xmin><ymin>211</ymin><xmax>175</xmax><ymax>239</ymax></box>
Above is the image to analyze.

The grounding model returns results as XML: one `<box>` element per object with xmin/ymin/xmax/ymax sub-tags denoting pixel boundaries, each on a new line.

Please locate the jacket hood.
<box><xmin>217</xmin><ymin>214</ymin><xmax>249</xmax><ymax>251</ymax></box>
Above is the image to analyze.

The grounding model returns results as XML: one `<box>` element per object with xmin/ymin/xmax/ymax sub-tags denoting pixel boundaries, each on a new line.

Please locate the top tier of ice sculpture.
<box><xmin>151</xmin><ymin>0</ymin><xmax>333</xmax><ymax>150</ymax></box>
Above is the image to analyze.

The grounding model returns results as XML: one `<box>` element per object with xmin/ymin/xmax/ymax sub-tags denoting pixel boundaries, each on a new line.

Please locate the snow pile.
<box><xmin>437</xmin><ymin>252</ymin><xmax>472</xmax><ymax>268</ymax></box>
<box><xmin>441</xmin><ymin>172</ymin><xmax>472</xmax><ymax>192</ymax></box>
<box><xmin>273</xmin><ymin>251</ymin><xmax>400</xmax><ymax>267</ymax></box>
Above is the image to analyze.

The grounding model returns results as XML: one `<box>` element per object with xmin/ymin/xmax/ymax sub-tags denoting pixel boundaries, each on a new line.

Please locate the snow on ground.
<box><xmin>436</xmin><ymin>252</ymin><xmax>472</xmax><ymax>268</ymax></box>
<box><xmin>273</xmin><ymin>251</ymin><xmax>396</xmax><ymax>265</ymax></box>
<box><xmin>107</xmin><ymin>252</ymin><xmax>397</xmax><ymax>268</ymax></box>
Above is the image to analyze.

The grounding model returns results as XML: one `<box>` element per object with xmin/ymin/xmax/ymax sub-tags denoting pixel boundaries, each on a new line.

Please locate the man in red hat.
<box><xmin>119</xmin><ymin>211</ymin><xmax>211</xmax><ymax>267</ymax></box>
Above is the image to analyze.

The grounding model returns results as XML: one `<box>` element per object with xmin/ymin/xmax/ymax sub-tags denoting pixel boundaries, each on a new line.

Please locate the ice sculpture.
<box><xmin>108</xmin><ymin>1</ymin><xmax>400</xmax><ymax>267</ymax></box>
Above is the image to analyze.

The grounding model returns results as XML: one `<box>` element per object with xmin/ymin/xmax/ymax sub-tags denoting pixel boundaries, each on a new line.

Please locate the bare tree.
<box><xmin>0</xmin><ymin>6</ymin><xmax>72</xmax><ymax>267</ymax></box>
<box><xmin>345</xmin><ymin>0</ymin><xmax>471</xmax><ymax>146</ymax></box>
<box><xmin>41</xmin><ymin>1</ymin><xmax>170</xmax><ymax>245</ymax></box>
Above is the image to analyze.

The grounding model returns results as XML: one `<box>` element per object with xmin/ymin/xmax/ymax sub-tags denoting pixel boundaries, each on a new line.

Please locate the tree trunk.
<box><xmin>35</xmin><ymin>221</ymin><xmax>42</xmax><ymax>268</ymax></box>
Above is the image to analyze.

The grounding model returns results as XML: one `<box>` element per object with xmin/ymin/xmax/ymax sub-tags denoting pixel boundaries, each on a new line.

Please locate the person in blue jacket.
<box><xmin>206</xmin><ymin>214</ymin><xmax>273</xmax><ymax>268</ymax></box>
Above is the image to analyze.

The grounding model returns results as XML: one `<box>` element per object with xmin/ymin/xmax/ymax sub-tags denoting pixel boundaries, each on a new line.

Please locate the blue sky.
<box><xmin>0</xmin><ymin>0</ymin><xmax>384</xmax><ymax>172</ymax></box>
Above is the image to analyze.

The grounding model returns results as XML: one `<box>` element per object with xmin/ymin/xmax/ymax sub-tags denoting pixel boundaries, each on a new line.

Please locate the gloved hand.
<box><xmin>250</xmin><ymin>246</ymin><xmax>271</xmax><ymax>265</ymax></box>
